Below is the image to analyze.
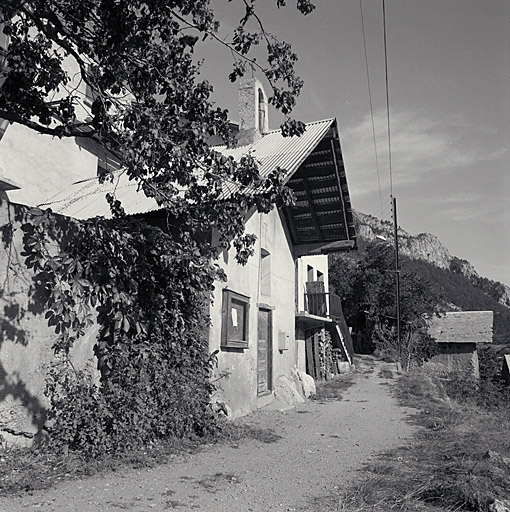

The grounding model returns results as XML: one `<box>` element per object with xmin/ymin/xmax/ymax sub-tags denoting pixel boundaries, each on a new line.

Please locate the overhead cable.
<box><xmin>359</xmin><ymin>0</ymin><xmax>384</xmax><ymax>219</ymax></box>
<box><xmin>382</xmin><ymin>0</ymin><xmax>394</xmax><ymax>198</ymax></box>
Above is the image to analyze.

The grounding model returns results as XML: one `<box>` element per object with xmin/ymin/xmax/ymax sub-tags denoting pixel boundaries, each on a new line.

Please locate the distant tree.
<box><xmin>330</xmin><ymin>243</ymin><xmax>441</xmax><ymax>368</ymax></box>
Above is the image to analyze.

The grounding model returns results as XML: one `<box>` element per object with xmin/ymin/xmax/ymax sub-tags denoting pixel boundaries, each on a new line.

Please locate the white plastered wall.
<box><xmin>209</xmin><ymin>209</ymin><xmax>301</xmax><ymax>418</ymax></box>
<box><xmin>295</xmin><ymin>254</ymin><xmax>330</xmax><ymax>313</ymax></box>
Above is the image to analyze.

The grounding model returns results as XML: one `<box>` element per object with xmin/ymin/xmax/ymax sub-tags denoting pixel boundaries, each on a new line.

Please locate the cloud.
<box><xmin>438</xmin><ymin>192</ymin><xmax>481</xmax><ymax>203</ymax></box>
<box><xmin>340</xmin><ymin>109</ymin><xmax>504</xmax><ymax>197</ymax></box>
<box><xmin>438</xmin><ymin>205</ymin><xmax>479</xmax><ymax>222</ymax></box>
<box><xmin>437</xmin><ymin>194</ymin><xmax>510</xmax><ymax>223</ymax></box>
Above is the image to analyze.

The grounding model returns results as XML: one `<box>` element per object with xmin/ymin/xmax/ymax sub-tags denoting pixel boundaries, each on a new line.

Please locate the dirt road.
<box><xmin>1</xmin><ymin>356</ymin><xmax>416</xmax><ymax>512</ymax></box>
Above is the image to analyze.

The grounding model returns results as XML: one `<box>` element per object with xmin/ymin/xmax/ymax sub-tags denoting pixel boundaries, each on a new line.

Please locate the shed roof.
<box><xmin>428</xmin><ymin>311</ymin><xmax>493</xmax><ymax>344</ymax></box>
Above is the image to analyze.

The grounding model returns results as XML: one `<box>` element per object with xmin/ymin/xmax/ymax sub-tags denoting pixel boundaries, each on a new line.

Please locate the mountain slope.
<box><xmin>346</xmin><ymin>211</ymin><xmax>510</xmax><ymax>346</ymax></box>
<box><xmin>354</xmin><ymin>211</ymin><xmax>510</xmax><ymax>309</ymax></box>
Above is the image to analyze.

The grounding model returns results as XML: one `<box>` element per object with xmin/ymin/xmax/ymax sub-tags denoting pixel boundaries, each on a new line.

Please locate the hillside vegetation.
<box><xmin>331</xmin><ymin>212</ymin><xmax>510</xmax><ymax>347</ymax></box>
<box><xmin>405</xmin><ymin>257</ymin><xmax>510</xmax><ymax>346</ymax></box>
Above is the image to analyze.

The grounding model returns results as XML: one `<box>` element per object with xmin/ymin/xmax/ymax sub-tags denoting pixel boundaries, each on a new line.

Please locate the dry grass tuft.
<box><xmin>311</xmin><ymin>369</ymin><xmax>510</xmax><ymax>512</ymax></box>
<box><xmin>378</xmin><ymin>368</ymin><xmax>394</xmax><ymax>379</ymax></box>
<box><xmin>0</xmin><ymin>435</ymin><xmax>201</xmax><ymax>496</ymax></box>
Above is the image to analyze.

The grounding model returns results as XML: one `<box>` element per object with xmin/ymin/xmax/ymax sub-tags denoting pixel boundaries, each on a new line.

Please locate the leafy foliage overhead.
<box><xmin>1</xmin><ymin>0</ymin><xmax>314</xmax><ymax>255</ymax></box>
<box><xmin>2</xmin><ymin>1</ymin><xmax>317</xmax><ymax>454</ymax></box>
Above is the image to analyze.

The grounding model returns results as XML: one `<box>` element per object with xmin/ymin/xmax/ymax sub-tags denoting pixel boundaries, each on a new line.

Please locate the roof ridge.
<box><xmin>213</xmin><ymin>118</ymin><xmax>335</xmax><ymax>149</ymax></box>
<box><xmin>265</xmin><ymin>117</ymin><xmax>335</xmax><ymax>135</ymax></box>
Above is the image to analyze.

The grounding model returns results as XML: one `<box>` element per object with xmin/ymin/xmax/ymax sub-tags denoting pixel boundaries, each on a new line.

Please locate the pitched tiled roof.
<box><xmin>41</xmin><ymin>119</ymin><xmax>336</xmax><ymax>220</ymax></box>
<box><xmin>428</xmin><ymin>311</ymin><xmax>494</xmax><ymax>343</ymax></box>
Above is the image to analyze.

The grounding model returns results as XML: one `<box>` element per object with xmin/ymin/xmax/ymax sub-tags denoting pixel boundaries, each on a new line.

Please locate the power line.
<box><xmin>381</xmin><ymin>202</ymin><xmax>392</xmax><ymax>221</ymax></box>
<box><xmin>359</xmin><ymin>0</ymin><xmax>384</xmax><ymax>219</ymax></box>
<box><xmin>382</xmin><ymin>0</ymin><xmax>393</xmax><ymax>198</ymax></box>
<box><xmin>382</xmin><ymin>2</ymin><xmax>401</xmax><ymax>355</ymax></box>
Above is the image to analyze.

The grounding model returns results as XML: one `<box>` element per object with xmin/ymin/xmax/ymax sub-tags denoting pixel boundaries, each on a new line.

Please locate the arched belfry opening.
<box><xmin>257</xmin><ymin>87</ymin><xmax>268</xmax><ymax>136</ymax></box>
<box><xmin>238</xmin><ymin>77</ymin><xmax>269</xmax><ymax>146</ymax></box>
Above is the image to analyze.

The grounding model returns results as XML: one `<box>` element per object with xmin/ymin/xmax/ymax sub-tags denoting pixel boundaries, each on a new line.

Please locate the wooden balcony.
<box><xmin>297</xmin><ymin>281</ymin><xmax>344</xmax><ymax>321</ymax></box>
<box><xmin>296</xmin><ymin>281</ymin><xmax>343</xmax><ymax>321</ymax></box>
<box><xmin>297</xmin><ymin>281</ymin><xmax>355</xmax><ymax>366</ymax></box>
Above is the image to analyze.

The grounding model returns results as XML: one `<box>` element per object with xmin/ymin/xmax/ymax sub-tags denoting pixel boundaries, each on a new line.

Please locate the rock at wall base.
<box><xmin>299</xmin><ymin>372</ymin><xmax>316</xmax><ymax>398</ymax></box>
<box><xmin>291</xmin><ymin>368</ymin><xmax>316</xmax><ymax>398</ymax></box>
<box><xmin>274</xmin><ymin>376</ymin><xmax>306</xmax><ymax>405</ymax></box>
<box><xmin>337</xmin><ymin>362</ymin><xmax>352</xmax><ymax>374</ymax></box>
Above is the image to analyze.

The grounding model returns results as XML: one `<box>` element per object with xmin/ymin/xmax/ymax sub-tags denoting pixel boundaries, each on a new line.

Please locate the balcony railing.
<box><xmin>301</xmin><ymin>281</ymin><xmax>344</xmax><ymax>320</ymax></box>
<box><xmin>299</xmin><ymin>281</ymin><xmax>354</xmax><ymax>366</ymax></box>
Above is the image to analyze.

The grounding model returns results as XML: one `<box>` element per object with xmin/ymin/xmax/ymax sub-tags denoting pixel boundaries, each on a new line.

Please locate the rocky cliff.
<box><xmin>354</xmin><ymin>211</ymin><xmax>510</xmax><ymax>309</ymax></box>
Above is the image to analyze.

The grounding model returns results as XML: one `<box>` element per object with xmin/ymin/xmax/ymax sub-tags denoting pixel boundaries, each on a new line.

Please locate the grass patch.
<box><xmin>378</xmin><ymin>368</ymin><xmax>394</xmax><ymax>379</ymax></box>
<box><xmin>0</xmin><ymin>419</ymin><xmax>280</xmax><ymax>497</ymax></box>
<box><xmin>314</xmin><ymin>375</ymin><xmax>355</xmax><ymax>401</ymax></box>
<box><xmin>313</xmin><ymin>370</ymin><xmax>510</xmax><ymax>512</ymax></box>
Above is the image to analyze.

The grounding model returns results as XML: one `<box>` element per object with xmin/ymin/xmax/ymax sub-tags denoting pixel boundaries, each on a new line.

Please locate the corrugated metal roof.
<box><xmin>215</xmin><ymin>119</ymin><xmax>334</xmax><ymax>198</ymax></box>
<box><xmin>39</xmin><ymin>171</ymin><xmax>161</xmax><ymax>219</ymax></box>
<box><xmin>428</xmin><ymin>311</ymin><xmax>494</xmax><ymax>343</ymax></box>
<box><xmin>41</xmin><ymin>119</ymin><xmax>335</xmax><ymax>220</ymax></box>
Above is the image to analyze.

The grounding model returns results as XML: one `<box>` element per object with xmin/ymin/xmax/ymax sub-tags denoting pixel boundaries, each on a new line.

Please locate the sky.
<box><xmin>197</xmin><ymin>0</ymin><xmax>510</xmax><ymax>286</ymax></box>
<box><xmin>1</xmin><ymin>1</ymin><xmax>508</xmax><ymax>286</ymax></box>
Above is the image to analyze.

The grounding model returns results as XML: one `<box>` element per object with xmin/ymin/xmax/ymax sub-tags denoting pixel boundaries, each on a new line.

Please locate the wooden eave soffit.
<box><xmin>284</xmin><ymin>132</ymin><xmax>356</xmax><ymax>255</ymax></box>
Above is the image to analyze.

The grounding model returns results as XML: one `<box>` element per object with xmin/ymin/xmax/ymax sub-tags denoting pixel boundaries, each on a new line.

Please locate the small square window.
<box><xmin>221</xmin><ymin>290</ymin><xmax>250</xmax><ymax>349</ymax></box>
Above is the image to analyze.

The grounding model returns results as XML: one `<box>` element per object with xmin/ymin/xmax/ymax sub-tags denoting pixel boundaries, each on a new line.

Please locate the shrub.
<box><xmin>441</xmin><ymin>346</ymin><xmax>510</xmax><ymax>413</ymax></box>
<box><xmin>22</xmin><ymin>212</ymin><xmax>224</xmax><ymax>457</ymax></box>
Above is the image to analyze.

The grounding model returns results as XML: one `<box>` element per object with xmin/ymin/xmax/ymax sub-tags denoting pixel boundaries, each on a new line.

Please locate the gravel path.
<box><xmin>1</xmin><ymin>356</ymin><xmax>416</xmax><ymax>512</ymax></box>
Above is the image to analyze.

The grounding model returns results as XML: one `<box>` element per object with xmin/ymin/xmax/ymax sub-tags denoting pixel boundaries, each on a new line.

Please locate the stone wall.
<box><xmin>427</xmin><ymin>342</ymin><xmax>479</xmax><ymax>378</ymax></box>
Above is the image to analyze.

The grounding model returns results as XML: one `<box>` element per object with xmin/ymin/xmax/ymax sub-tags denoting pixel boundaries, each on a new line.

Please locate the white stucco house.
<box><xmin>0</xmin><ymin>77</ymin><xmax>357</xmax><ymax>431</ymax></box>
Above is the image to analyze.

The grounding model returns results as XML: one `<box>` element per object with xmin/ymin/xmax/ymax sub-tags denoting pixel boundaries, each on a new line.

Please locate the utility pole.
<box><xmin>392</xmin><ymin>196</ymin><xmax>401</xmax><ymax>357</ymax></box>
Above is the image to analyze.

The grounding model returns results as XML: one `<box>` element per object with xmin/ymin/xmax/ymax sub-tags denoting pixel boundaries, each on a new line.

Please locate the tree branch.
<box><xmin>169</xmin><ymin>9</ymin><xmax>268</xmax><ymax>78</ymax></box>
<box><xmin>0</xmin><ymin>109</ymin><xmax>96</xmax><ymax>138</ymax></box>
<box><xmin>19</xmin><ymin>4</ymin><xmax>96</xmax><ymax>92</ymax></box>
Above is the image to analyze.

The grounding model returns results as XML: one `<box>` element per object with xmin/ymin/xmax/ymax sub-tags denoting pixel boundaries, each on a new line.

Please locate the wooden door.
<box><xmin>305</xmin><ymin>281</ymin><xmax>327</xmax><ymax>316</ymax></box>
<box><xmin>305</xmin><ymin>328</ymin><xmax>322</xmax><ymax>380</ymax></box>
<box><xmin>257</xmin><ymin>309</ymin><xmax>272</xmax><ymax>395</ymax></box>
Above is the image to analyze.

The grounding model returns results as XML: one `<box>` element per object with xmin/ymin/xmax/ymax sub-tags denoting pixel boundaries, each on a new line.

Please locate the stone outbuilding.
<box><xmin>427</xmin><ymin>311</ymin><xmax>493</xmax><ymax>378</ymax></box>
